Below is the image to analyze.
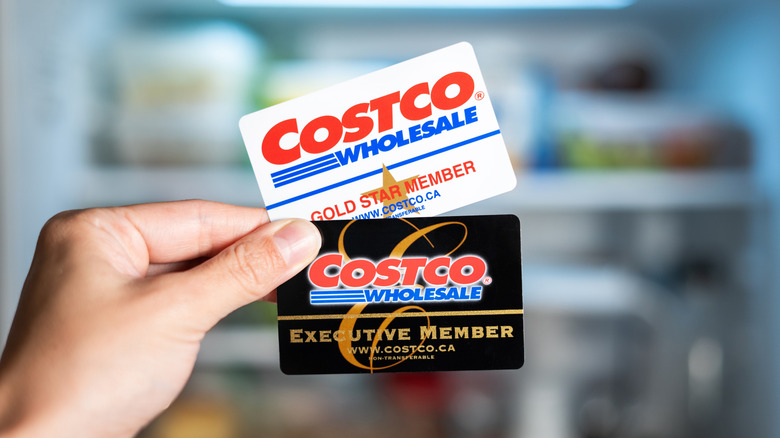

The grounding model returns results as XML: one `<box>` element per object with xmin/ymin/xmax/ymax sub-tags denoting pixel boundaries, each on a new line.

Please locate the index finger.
<box><xmin>118</xmin><ymin>200</ymin><xmax>269</xmax><ymax>264</ymax></box>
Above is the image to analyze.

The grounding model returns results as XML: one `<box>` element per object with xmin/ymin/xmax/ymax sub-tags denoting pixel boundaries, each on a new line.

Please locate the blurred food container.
<box><xmin>112</xmin><ymin>22</ymin><xmax>263</xmax><ymax>165</ymax></box>
<box><xmin>548</xmin><ymin>92</ymin><xmax>751</xmax><ymax>170</ymax></box>
<box><xmin>144</xmin><ymin>396</ymin><xmax>239</xmax><ymax>438</ymax></box>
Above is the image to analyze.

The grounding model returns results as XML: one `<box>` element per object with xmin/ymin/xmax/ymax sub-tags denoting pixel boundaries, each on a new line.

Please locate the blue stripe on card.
<box><xmin>271</xmin><ymin>153</ymin><xmax>338</xmax><ymax>179</ymax></box>
<box><xmin>273</xmin><ymin>161</ymin><xmax>342</xmax><ymax>188</ymax></box>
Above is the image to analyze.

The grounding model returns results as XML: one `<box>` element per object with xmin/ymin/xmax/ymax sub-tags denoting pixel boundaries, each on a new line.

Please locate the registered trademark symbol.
<box><xmin>475</xmin><ymin>91</ymin><xmax>485</xmax><ymax>101</ymax></box>
<box><xmin>483</xmin><ymin>276</ymin><xmax>492</xmax><ymax>285</ymax></box>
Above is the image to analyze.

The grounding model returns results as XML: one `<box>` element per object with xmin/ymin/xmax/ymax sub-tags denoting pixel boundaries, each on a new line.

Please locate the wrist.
<box><xmin>0</xmin><ymin>370</ymin><xmax>70</xmax><ymax>438</ymax></box>
<box><xmin>0</xmin><ymin>376</ymin><xmax>31</xmax><ymax>437</ymax></box>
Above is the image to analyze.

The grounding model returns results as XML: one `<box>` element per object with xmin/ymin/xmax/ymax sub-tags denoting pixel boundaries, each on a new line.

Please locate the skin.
<box><xmin>0</xmin><ymin>200</ymin><xmax>322</xmax><ymax>437</ymax></box>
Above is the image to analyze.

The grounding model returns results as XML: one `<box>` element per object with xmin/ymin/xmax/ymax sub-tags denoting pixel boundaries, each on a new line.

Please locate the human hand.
<box><xmin>0</xmin><ymin>200</ymin><xmax>321</xmax><ymax>437</ymax></box>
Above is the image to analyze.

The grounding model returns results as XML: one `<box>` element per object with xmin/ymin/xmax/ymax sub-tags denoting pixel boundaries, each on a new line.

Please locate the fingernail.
<box><xmin>273</xmin><ymin>220</ymin><xmax>321</xmax><ymax>267</ymax></box>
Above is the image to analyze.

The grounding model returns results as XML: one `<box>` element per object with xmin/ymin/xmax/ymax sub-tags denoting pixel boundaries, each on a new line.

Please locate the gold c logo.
<box><xmin>335</xmin><ymin>219</ymin><xmax>468</xmax><ymax>372</ymax></box>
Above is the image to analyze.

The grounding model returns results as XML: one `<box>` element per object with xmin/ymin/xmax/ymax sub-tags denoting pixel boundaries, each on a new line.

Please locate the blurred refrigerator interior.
<box><xmin>2</xmin><ymin>0</ymin><xmax>779</xmax><ymax>437</ymax></box>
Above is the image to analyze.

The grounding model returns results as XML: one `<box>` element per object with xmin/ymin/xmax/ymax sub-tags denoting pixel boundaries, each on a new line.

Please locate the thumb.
<box><xmin>174</xmin><ymin>218</ymin><xmax>321</xmax><ymax>329</ymax></box>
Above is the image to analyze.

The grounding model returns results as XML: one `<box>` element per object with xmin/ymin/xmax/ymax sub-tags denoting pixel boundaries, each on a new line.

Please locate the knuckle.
<box><xmin>38</xmin><ymin>208</ymin><xmax>120</xmax><ymax>250</ymax></box>
<box><xmin>39</xmin><ymin>209</ymin><xmax>88</xmax><ymax>244</ymax></box>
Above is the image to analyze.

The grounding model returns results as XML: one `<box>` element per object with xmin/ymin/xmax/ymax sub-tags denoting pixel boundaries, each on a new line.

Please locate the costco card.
<box><xmin>277</xmin><ymin>215</ymin><xmax>524</xmax><ymax>374</ymax></box>
<box><xmin>240</xmin><ymin>42</ymin><xmax>516</xmax><ymax>221</ymax></box>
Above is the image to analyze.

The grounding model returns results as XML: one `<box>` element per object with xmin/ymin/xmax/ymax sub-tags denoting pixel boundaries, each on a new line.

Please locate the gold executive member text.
<box><xmin>289</xmin><ymin>325</ymin><xmax>514</xmax><ymax>343</ymax></box>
